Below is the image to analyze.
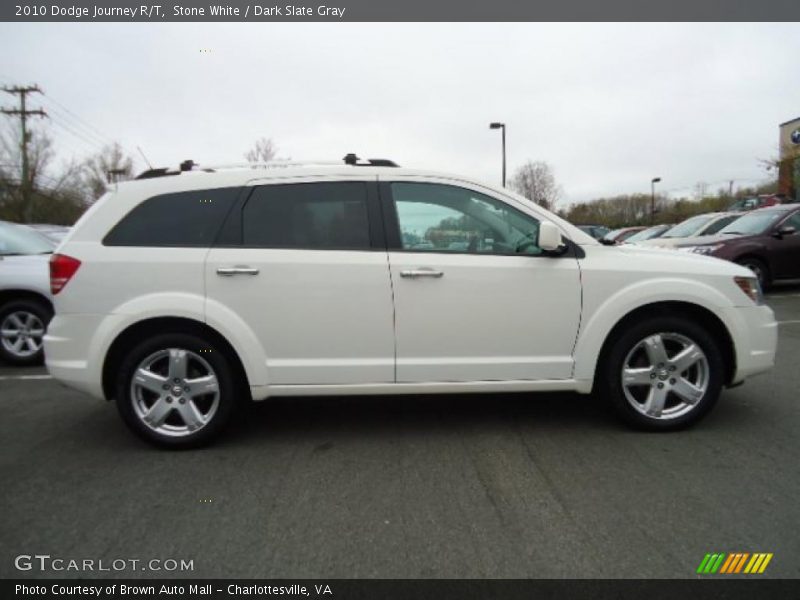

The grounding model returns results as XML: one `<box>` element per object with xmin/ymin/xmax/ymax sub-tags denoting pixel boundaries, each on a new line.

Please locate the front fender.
<box><xmin>572</xmin><ymin>277</ymin><xmax>737</xmax><ymax>383</ymax></box>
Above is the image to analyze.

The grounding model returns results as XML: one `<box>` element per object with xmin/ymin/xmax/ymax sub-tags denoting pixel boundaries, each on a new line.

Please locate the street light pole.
<box><xmin>650</xmin><ymin>177</ymin><xmax>661</xmax><ymax>225</ymax></box>
<box><xmin>489</xmin><ymin>122</ymin><xmax>506</xmax><ymax>187</ymax></box>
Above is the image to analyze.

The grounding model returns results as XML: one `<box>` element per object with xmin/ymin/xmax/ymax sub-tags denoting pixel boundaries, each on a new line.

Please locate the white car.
<box><xmin>44</xmin><ymin>158</ymin><xmax>778</xmax><ymax>447</ymax></box>
<box><xmin>636</xmin><ymin>212</ymin><xmax>741</xmax><ymax>248</ymax></box>
<box><xmin>0</xmin><ymin>220</ymin><xmax>55</xmax><ymax>365</ymax></box>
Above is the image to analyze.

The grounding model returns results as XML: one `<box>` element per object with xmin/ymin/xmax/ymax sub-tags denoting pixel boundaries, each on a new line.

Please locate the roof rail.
<box><xmin>134</xmin><ymin>154</ymin><xmax>399</xmax><ymax>180</ymax></box>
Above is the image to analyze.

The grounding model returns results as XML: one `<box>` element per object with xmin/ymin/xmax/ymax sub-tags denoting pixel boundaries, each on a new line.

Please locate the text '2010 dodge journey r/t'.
<box><xmin>44</xmin><ymin>157</ymin><xmax>778</xmax><ymax>447</ymax></box>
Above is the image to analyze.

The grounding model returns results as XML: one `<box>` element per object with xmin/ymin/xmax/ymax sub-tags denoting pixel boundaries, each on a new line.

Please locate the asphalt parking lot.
<box><xmin>1</xmin><ymin>288</ymin><xmax>799</xmax><ymax>580</ymax></box>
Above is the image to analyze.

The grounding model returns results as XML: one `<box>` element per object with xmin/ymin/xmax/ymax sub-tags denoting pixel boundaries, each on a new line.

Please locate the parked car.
<box><xmin>26</xmin><ymin>224</ymin><xmax>70</xmax><ymax>243</ymax></box>
<box><xmin>727</xmin><ymin>195</ymin><xmax>783</xmax><ymax>212</ymax></box>
<box><xmin>602</xmin><ymin>226</ymin><xmax>647</xmax><ymax>244</ymax></box>
<box><xmin>624</xmin><ymin>224</ymin><xmax>674</xmax><ymax>243</ymax></box>
<box><xmin>638</xmin><ymin>213</ymin><xmax>740</xmax><ymax>248</ymax></box>
<box><xmin>0</xmin><ymin>220</ymin><xmax>56</xmax><ymax>365</ymax></box>
<box><xmin>577</xmin><ymin>225</ymin><xmax>610</xmax><ymax>240</ymax></box>
<box><xmin>676</xmin><ymin>205</ymin><xmax>800</xmax><ymax>289</ymax></box>
<box><xmin>44</xmin><ymin>158</ymin><xmax>776</xmax><ymax>447</ymax></box>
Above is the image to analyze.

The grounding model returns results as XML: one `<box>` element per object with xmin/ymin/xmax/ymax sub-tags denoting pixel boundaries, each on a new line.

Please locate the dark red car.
<box><xmin>676</xmin><ymin>205</ymin><xmax>800</xmax><ymax>289</ymax></box>
<box><xmin>602</xmin><ymin>226</ymin><xmax>647</xmax><ymax>244</ymax></box>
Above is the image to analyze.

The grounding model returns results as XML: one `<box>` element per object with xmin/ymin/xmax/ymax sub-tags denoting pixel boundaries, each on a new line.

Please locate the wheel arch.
<box><xmin>0</xmin><ymin>289</ymin><xmax>54</xmax><ymax>314</ymax></box>
<box><xmin>590</xmin><ymin>301</ymin><xmax>736</xmax><ymax>390</ymax></box>
<box><xmin>733</xmin><ymin>253</ymin><xmax>771</xmax><ymax>279</ymax></box>
<box><xmin>101</xmin><ymin>316</ymin><xmax>250</xmax><ymax>402</ymax></box>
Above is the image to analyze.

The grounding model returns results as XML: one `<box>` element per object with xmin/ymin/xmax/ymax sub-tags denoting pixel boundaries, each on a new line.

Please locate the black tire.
<box><xmin>736</xmin><ymin>257</ymin><xmax>770</xmax><ymax>291</ymax></box>
<box><xmin>598</xmin><ymin>316</ymin><xmax>724</xmax><ymax>431</ymax></box>
<box><xmin>0</xmin><ymin>298</ymin><xmax>52</xmax><ymax>366</ymax></box>
<box><xmin>115</xmin><ymin>332</ymin><xmax>237</xmax><ymax>448</ymax></box>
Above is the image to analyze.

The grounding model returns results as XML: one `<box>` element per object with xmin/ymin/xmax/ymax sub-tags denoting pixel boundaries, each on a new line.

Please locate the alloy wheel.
<box><xmin>621</xmin><ymin>332</ymin><xmax>710</xmax><ymax>420</ymax></box>
<box><xmin>0</xmin><ymin>311</ymin><xmax>45</xmax><ymax>359</ymax></box>
<box><xmin>130</xmin><ymin>348</ymin><xmax>221</xmax><ymax>437</ymax></box>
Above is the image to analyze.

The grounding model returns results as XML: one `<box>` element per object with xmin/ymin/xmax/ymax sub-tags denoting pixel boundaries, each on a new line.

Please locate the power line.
<box><xmin>41</xmin><ymin>100</ymin><xmax>111</xmax><ymax>148</ymax></box>
<box><xmin>40</xmin><ymin>93</ymin><xmax>116</xmax><ymax>147</ymax></box>
<box><xmin>48</xmin><ymin>115</ymin><xmax>107</xmax><ymax>155</ymax></box>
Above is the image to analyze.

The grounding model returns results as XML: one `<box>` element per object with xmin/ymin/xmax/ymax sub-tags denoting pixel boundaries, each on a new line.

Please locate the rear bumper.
<box><xmin>44</xmin><ymin>314</ymin><xmax>108</xmax><ymax>399</ymax></box>
<box><xmin>725</xmin><ymin>304</ymin><xmax>778</xmax><ymax>384</ymax></box>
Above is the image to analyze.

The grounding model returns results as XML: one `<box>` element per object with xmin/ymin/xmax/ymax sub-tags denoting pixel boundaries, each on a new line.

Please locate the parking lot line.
<box><xmin>0</xmin><ymin>374</ymin><xmax>53</xmax><ymax>381</ymax></box>
<box><xmin>777</xmin><ymin>320</ymin><xmax>800</xmax><ymax>325</ymax></box>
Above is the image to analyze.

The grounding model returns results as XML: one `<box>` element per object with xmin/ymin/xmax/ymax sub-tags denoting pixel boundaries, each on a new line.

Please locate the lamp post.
<box><xmin>489</xmin><ymin>122</ymin><xmax>506</xmax><ymax>187</ymax></box>
<box><xmin>650</xmin><ymin>177</ymin><xmax>661</xmax><ymax>224</ymax></box>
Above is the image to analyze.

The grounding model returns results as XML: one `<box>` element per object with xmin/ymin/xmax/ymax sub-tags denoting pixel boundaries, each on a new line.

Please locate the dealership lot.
<box><xmin>1</xmin><ymin>288</ymin><xmax>799</xmax><ymax>579</ymax></box>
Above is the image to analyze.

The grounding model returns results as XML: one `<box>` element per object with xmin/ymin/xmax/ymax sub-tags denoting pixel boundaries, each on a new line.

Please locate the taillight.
<box><xmin>50</xmin><ymin>253</ymin><xmax>81</xmax><ymax>294</ymax></box>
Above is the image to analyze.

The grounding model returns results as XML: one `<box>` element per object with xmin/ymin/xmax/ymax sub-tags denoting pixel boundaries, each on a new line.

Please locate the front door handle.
<box><xmin>399</xmin><ymin>268</ymin><xmax>444</xmax><ymax>279</ymax></box>
<box><xmin>216</xmin><ymin>266</ymin><xmax>260</xmax><ymax>276</ymax></box>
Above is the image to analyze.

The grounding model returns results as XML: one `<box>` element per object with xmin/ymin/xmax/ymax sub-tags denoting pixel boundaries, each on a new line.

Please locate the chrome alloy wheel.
<box><xmin>130</xmin><ymin>348</ymin><xmax>220</xmax><ymax>438</ymax></box>
<box><xmin>621</xmin><ymin>332</ymin><xmax>710</xmax><ymax>420</ymax></box>
<box><xmin>0</xmin><ymin>311</ymin><xmax>45</xmax><ymax>359</ymax></box>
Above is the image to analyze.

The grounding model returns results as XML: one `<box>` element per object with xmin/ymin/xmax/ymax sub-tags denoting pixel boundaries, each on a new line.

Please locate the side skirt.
<box><xmin>250</xmin><ymin>378</ymin><xmax>592</xmax><ymax>401</ymax></box>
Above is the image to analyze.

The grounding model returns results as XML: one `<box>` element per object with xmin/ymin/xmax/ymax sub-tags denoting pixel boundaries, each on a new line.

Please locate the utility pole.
<box><xmin>1</xmin><ymin>85</ymin><xmax>47</xmax><ymax>223</ymax></box>
<box><xmin>489</xmin><ymin>122</ymin><xmax>506</xmax><ymax>187</ymax></box>
<box><xmin>650</xmin><ymin>177</ymin><xmax>661</xmax><ymax>225</ymax></box>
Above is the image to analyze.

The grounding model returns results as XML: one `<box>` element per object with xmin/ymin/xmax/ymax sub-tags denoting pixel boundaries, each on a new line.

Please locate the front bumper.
<box><xmin>724</xmin><ymin>304</ymin><xmax>778</xmax><ymax>384</ymax></box>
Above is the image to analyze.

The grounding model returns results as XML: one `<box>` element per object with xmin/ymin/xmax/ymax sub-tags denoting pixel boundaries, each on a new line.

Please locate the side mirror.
<box><xmin>774</xmin><ymin>225</ymin><xmax>796</xmax><ymax>238</ymax></box>
<box><xmin>538</xmin><ymin>221</ymin><xmax>564</xmax><ymax>252</ymax></box>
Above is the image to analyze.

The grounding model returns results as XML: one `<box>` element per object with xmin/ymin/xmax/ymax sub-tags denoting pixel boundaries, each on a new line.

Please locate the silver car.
<box><xmin>0</xmin><ymin>221</ymin><xmax>55</xmax><ymax>365</ymax></box>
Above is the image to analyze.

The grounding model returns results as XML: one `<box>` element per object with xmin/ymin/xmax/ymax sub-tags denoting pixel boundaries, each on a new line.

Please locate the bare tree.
<box><xmin>244</xmin><ymin>137</ymin><xmax>279</xmax><ymax>163</ymax></box>
<box><xmin>509</xmin><ymin>160</ymin><xmax>562</xmax><ymax>211</ymax></box>
<box><xmin>82</xmin><ymin>142</ymin><xmax>135</xmax><ymax>202</ymax></box>
<box><xmin>0</xmin><ymin>122</ymin><xmax>85</xmax><ymax>223</ymax></box>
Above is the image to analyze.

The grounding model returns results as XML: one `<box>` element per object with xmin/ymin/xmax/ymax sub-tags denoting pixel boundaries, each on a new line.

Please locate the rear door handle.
<box><xmin>399</xmin><ymin>268</ymin><xmax>444</xmax><ymax>279</ymax></box>
<box><xmin>216</xmin><ymin>266</ymin><xmax>260</xmax><ymax>276</ymax></box>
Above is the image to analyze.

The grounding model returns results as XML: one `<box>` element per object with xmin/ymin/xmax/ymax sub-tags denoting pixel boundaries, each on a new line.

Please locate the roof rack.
<box><xmin>134</xmin><ymin>154</ymin><xmax>399</xmax><ymax>180</ymax></box>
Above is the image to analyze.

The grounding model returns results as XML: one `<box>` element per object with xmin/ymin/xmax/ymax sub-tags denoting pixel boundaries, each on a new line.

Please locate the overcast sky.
<box><xmin>1</xmin><ymin>22</ymin><xmax>798</xmax><ymax>204</ymax></box>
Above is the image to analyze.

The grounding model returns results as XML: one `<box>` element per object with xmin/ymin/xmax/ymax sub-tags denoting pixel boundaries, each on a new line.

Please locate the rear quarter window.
<box><xmin>103</xmin><ymin>187</ymin><xmax>240</xmax><ymax>247</ymax></box>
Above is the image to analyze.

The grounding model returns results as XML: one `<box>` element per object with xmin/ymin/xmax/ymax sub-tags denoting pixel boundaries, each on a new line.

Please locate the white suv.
<box><xmin>44</xmin><ymin>158</ymin><xmax>778</xmax><ymax>447</ymax></box>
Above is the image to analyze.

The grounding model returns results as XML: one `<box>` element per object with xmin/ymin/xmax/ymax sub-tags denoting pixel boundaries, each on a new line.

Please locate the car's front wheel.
<box><xmin>599</xmin><ymin>316</ymin><xmax>724</xmax><ymax>430</ymax></box>
<box><xmin>736</xmin><ymin>257</ymin><xmax>770</xmax><ymax>290</ymax></box>
<box><xmin>0</xmin><ymin>299</ymin><xmax>52</xmax><ymax>365</ymax></box>
<box><xmin>115</xmin><ymin>333</ymin><xmax>237</xmax><ymax>448</ymax></box>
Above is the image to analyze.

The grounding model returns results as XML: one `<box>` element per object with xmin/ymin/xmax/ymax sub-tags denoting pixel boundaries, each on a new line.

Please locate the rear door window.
<box><xmin>242</xmin><ymin>182</ymin><xmax>371</xmax><ymax>250</ymax></box>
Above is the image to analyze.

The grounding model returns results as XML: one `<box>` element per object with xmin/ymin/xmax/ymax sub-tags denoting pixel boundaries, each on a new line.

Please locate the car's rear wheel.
<box><xmin>736</xmin><ymin>257</ymin><xmax>770</xmax><ymax>290</ymax></box>
<box><xmin>115</xmin><ymin>333</ymin><xmax>236</xmax><ymax>448</ymax></box>
<box><xmin>0</xmin><ymin>299</ymin><xmax>52</xmax><ymax>366</ymax></box>
<box><xmin>599</xmin><ymin>316</ymin><xmax>724</xmax><ymax>430</ymax></box>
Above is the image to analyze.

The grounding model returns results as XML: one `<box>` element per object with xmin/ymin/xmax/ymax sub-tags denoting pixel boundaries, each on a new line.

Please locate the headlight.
<box><xmin>678</xmin><ymin>244</ymin><xmax>722</xmax><ymax>255</ymax></box>
<box><xmin>734</xmin><ymin>276</ymin><xmax>764</xmax><ymax>305</ymax></box>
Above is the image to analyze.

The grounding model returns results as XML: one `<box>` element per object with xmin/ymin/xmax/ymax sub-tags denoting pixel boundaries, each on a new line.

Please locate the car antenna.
<box><xmin>137</xmin><ymin>146</ymin><xmax>153</xmax><ymax>169</ymax></box>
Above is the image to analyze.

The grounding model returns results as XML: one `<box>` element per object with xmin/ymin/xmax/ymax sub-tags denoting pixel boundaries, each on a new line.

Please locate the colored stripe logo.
<box><xmin>697</xmin><ymin>552</ymin><xmax>773</xmax><ymax>574</ymax></box>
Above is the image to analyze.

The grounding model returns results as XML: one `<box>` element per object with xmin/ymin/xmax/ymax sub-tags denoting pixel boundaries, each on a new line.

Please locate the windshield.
<box><xmin>626</xmin><ymin>225</ymin><xmax>667</xmax><ymax>242</ymax></box>
<box><xmin>718</xmin><ymin>211</ymin><xmax>783</xmax><ymax>236</ymax></box>
<box><xmin>0</xmin><ymin>221</ymin><xmax>56</xmax><ymax>255</ymax></box>
<box><xmin>662</xmin><ymin>215</ymin><xmax>713</xmax><ymax>238</ymax></box>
